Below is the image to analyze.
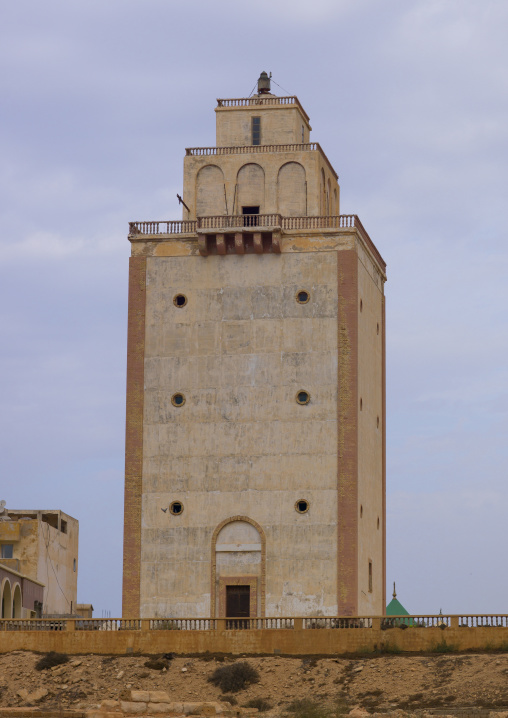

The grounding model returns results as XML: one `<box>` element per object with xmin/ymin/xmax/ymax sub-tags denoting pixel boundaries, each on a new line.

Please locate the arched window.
<box><xmin>277</xmin><ymin>162</ymin><xmax>306</xmax><ymax>216</ymax></box>
<box><xmin>196</xmin><ymin>165</ymin><xmax>226</xmax><ymax>216</ymax></box>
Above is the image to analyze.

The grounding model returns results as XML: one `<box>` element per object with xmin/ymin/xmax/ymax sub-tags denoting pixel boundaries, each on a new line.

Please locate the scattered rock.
<box><xmin>348</xmin><ymin>706</ymin><xmax>369</xmax><ymax>718</ymax></box>
<box><xmin>51</xmin><ymin>664</ymin><xmax>67</xmax><ymax>675</ymax></box>
<box><xmin>144</xmin><ymin>658</ymin><xmax>169</xmax><ymax>671</ymax></box>
<box><xmin>27</xmin><ymin>687</ymin><xmax>49</xmax><ymax>703</ymax></box>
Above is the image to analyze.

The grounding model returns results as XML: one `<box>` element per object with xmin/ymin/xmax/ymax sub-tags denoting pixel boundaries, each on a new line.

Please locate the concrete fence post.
<box><xmin>450</xmin><ymin>616</ymin><xmax>459</xmax><ymax>629</ymax></box>
<box><xmin>141</xmin><ymin>619</ymin><xmax>150</xmax><ymax>632</ymax></box>
<box><xmin>66</xmin><ymin>620</ymin><xmax>75</xmax><ymax>632</ymax></box>
<box><xmin>216</xmin><ymin>619</ymin><xmax>226</xmax><ymax>632</ymax></box>
<box><xmin>371</xmin><ymin>617</ymin><xmax>381</xmax><ymax>630</ymax></box>
<box><xmin>293</xmin><ymin>618</ymin><xmax>304</xmax><ymax>631</ymax></box>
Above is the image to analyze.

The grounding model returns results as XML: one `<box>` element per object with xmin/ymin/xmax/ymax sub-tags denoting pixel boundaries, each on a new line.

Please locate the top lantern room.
<box><xmin>215</xmin><ymin>72</ymin><xmax>312</xmax><ymax>147</ymax></box>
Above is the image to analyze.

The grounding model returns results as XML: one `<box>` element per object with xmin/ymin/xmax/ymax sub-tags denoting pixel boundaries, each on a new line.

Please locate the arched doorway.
<box><xmin>1</xmin><ymin>579</ymin><xmax>12</xmax><ymax>618</ymax></box>
<box><xmin>211</xmin><ymin>516</ymin><xmax>265</xmax><ymax>619</ymax></box>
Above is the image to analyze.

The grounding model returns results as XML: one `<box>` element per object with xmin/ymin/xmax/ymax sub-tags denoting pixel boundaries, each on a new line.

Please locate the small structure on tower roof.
<box><xmin>257</xmin><ymin>71</ymin><xmax>271</xmax><ymax>94</ymax></box>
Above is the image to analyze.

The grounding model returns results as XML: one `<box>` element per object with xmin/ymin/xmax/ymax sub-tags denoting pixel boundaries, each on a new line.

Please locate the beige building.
<box><xmin>0</xmin><ymin>505</ymin><xmax>79</xmax><ymax>616</ymax></box>
<box><xmin>123</xmin><ymin>73</ymin><xmax>387</xmax><ymax>619</ymax></box>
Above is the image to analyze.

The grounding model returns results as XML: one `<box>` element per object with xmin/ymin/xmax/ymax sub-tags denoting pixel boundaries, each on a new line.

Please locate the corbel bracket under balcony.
<box><xmin>198</xmin><ymin>232</ymin><xmax>281</xmax><ymax>256</ymax></box>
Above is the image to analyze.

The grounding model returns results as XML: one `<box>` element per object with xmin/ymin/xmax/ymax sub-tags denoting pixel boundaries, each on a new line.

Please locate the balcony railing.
<box><xmin>216</xmin><ymin>95</ymin><xmax>310</xmax><ymax>122</ymax></box>
<box><xmin>185</xmin><ymin>142</ymin><xmax>337</xmax><ymax>180</ymax></box>
<box><xmin>129</xmin><ymin>220</ymin><xmax>197</xmax><ymax>236</ymax></box>
<box><xmin>131</xmin><ymin>214</ymin><xmax>362</xmax><ymax>236</ymax></box>
<box><xmin>198</xmin><ymin>214</ymin><xmax>282</xmax><ymax>229</ymax></box>
<box><xmin>186</xmin><ymin>142</ymin><xmax>318</xmax><ymax>156</ymax></box>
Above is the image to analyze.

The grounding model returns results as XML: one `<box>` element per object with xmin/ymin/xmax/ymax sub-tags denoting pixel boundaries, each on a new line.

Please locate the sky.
<box><xmin>1</xmin><ymin>0</ymin><xmax>508</xmax><ymax>618</ymax></box>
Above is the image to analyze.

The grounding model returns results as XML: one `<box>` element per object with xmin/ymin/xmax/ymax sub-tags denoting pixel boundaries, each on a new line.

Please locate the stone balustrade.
<box><xmin>185</xmin><ymin>143</ymin><xmax>318</xmax><ymax>156</ymax></box>
<box><xmin>216</xmin><ymin>96</ymin><xmax>310</xmax><ymax>123</ymax></box>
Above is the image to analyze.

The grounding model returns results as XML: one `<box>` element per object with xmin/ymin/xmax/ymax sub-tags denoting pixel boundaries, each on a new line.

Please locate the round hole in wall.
<box><xmin>295</xmin><ymin>499</ymin><xmax>309</xmax><ymax>514</ymax></box>
<box><xmin>360</xmin><ymin>397</ymin><xmax>363</xmax><ymax>411</ymax></box>
<box><xmin>296</xmin><ymin>390</ymin><xmax>311</xmax><ymax>405</ymax></box>
<box><xmin>173</xmin><ymin>294</ymin><xmax>187</xmax><ymax>308</ymax></box>
<box><xmin>171</xmin><ymin>392</ymin><xmax>186</xmax><ymax>407</ymax></box>
<box><xmin>360</xmin><ymin>505</ymin><xmax>363</xmax><ymax>518</ymax></box>
<box><xmin>296</xmin><ymin>290</ymin><xmax>310</xmax><ymax>304</ymax></box>
<box><xmin>170</xmin><ymin>501</ymin><xmax>183</xmax><ymax>516</ymax></box>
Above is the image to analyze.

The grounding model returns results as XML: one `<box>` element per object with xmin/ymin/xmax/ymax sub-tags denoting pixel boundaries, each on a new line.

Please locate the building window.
<box><xmin>296</xmin><ymin>390</ymin><xmax>310</xmax><ymax>405</ymax></box>
<box><xmin>368</xmin><ymin>561</ymin><xmax>373</xmax><ymax>593</ymax></box>
<box><xmin>1</xmin><ymin>544</ymin><xmax>13</xmax><ymax>559</ymax></box>
<box><xmin>296</xmin><ymin>290</ymin><xmax>310</xmax><ymax>304</ymax></box>
<box><xmin>171</xmin><ymin>392</ymin><xmax>186</xmax><ymax>407</ymax></box>
<box><xmin>295</xmin><ymin>499</ymin><xmax>309</xmax><ymax>514</ymax></box>
<box><xmin>170</xmin><ymin>501</ymin><xmax>183</xmax><ymax>515</ymax></box>
<box><xmin>173</xmin><ymin>294</ymin><xmax>187</xmax><ymax>308</ymax></box>
<box><xmin>60</xmin><ymin>519</ymin><xmax>67</xmax><ymax>534</ymax></box>
<box><xmin>252</xmin><ymin>117</ymin><xmax>261</xmax><ymax>145</ymax></box>
<box><xmin>301</xmin><ymin>125</ymin><xmax>305</xmax><ymax>143</ymax></box>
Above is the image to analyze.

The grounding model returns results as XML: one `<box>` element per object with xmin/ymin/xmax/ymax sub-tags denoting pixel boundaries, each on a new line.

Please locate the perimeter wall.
<box><xmin>1</xmin><ymin>617</ymin><xmax>508</xmax><ymax>656</ymax></box>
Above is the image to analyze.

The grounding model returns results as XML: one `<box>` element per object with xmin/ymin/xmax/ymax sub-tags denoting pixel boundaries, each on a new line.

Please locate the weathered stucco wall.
<box><xmin>36</xmin><ymin>517</ymin><xmax>78</xmax><ymax>615</ymax></box>
<box><xmin>215</xmin><ymin>105</ymin><xmax>310</xmax><ymax>148</ymax></box>
<box><xmin>141</xmin><ymin>251</ymin><xmax>339</xmax><ymax>618</ymax></box>
<box><xmin>356</xmin><ymin>250</ymin><xmax>384</xmax><ymax>615</ymax></box>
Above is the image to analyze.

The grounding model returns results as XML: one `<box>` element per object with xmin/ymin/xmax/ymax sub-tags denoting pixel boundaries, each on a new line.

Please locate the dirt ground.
<box><xmin>1</xmin><ymin>651</ymin><xmax>508</xmax><ymax>715</ymax></box>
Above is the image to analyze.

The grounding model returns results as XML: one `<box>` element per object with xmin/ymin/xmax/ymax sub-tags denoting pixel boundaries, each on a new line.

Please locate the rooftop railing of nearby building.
<box><xmin>185</xmin><ymin>142</ymin><xmax>337</xmax><ymax>180</ymax></box>
<box><xmin>216</xmin><ymin>96</ymin><xmax>310</xmax><ymax>123</ymax></box>
<box><xmin>128</xmin><ymin>215</ymin><xmax>385</xmax><ymax>271</ymax></box>
<box><xmin>2</xmin><ymin>614</ymin><xmax>508</xmax><ymax>632</ymax></box>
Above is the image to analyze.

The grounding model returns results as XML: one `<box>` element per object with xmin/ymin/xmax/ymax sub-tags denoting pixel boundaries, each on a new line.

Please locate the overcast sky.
<box><xmin>1</xmin><ymin>0</ymin><xmax>507</xmax><ymax>618</ymax></box>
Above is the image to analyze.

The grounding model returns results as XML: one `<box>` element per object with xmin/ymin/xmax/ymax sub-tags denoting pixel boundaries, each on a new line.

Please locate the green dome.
<box><xmin>386</xmin><ymin>582</ymin><xmax>410</xmax><ymax>616</ymax></box>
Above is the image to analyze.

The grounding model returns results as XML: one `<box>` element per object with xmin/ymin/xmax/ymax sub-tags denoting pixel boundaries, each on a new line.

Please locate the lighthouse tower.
<box><xmin>122</xmin><ymin>73</ymin><xmax>387</xmax><ymax>619</ymax></box>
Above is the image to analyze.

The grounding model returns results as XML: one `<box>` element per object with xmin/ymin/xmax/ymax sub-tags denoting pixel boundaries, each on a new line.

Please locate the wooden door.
<box><xmin>226</xmin><ymin>585</ymin><xmax>250</xmax><ymax>617</ymax></box>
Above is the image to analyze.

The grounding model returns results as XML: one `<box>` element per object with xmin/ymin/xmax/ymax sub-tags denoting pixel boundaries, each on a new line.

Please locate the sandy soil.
<box><xmin>1</xmin><ymin>651</ymin><xmax>508</xmax><ymax>715</ymax></box>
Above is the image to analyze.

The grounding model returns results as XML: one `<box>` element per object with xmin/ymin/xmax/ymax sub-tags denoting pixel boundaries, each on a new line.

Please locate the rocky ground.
<box><xmin>1</xmin><ymin>651</ymin><xmax>508</xmax><ymax>715</ymax></box>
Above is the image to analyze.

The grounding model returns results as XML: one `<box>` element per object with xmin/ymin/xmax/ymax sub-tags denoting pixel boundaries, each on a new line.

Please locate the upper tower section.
<box><xmin>182</xmin><ymin>72</ymin><xmax>340</xmax><ymax>221</ymax></box>
<box><xmin>215</xmin><ymin>72</ymin><xmax>312</xmax><ymax>147</ymax></box>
